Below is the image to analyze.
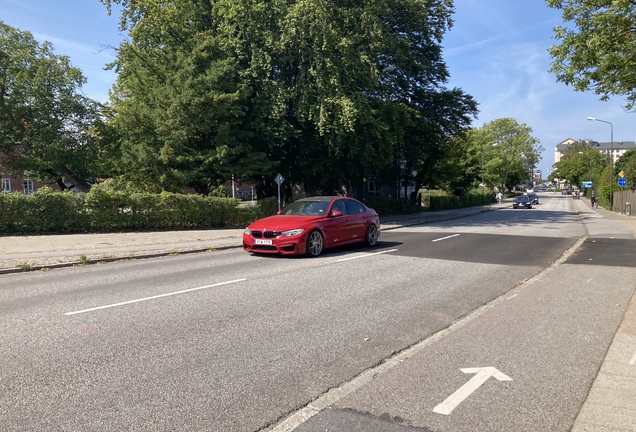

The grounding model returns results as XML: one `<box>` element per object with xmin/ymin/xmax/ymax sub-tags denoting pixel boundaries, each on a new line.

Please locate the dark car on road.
<box><xmin>513</xmin><ymin>195</ymin><xmax>533</xmax><ymax>209</ymax></box>
<box><xmin>527</xmin><ymin>193</ymin><xmax>539</xmax><ymax>204</ymax></box>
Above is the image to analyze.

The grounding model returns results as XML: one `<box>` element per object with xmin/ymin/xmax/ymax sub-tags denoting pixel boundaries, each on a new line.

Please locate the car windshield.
<box><xmin>516</xmin><ymin>196</ymin><xmax>529</xmax><ymax>202</ymax></box>
<box><xmin>279</xmin><ymin>200</ymin><xmax>331</xmax><ymax>216</ymax></box>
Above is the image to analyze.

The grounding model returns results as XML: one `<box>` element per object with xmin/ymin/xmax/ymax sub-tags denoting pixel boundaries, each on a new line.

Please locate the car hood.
<box><xmin>247</xmin><ymin>215</ymin><xmax>327</xmax><ymax>231</ymax></box>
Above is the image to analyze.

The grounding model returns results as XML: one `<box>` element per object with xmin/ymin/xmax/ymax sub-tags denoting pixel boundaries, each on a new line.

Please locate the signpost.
<box><xmin>618</xmin><ymin>171</ymin><xmax>626</xmax><ymax>188</ymax></box>
<box><xmin>274</xmin><ymin>173</ymin><xmax>284</xmax><ymax>211</ymax></box>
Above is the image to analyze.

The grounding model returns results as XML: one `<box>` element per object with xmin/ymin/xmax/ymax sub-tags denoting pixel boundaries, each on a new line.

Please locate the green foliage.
<box><xmin>0</xmin><ymin>188</ymin><xmax>278</xmax><ymax>234</ymax></box>
<box><xmin>615</xmin><ymin>149</ymin><xmax>636</xmax><ymax>190</ymax></box>
<box><xmin>461</xmin><ymin>119</ymin><xmax>543</xmax><ymax>193</ymax></box>
<box><xmin>365</xmin><ymin>197</ymin><xmax>418</xmax><ymax>216</ymax></box>
<box><xmin>0</xmin><ymin>21</ymin><xmax>106</xmax><ymax>192</ymax></box>
<box><xmin>547</xmin><ymin>0</ymin><xmax>636</xmax><ymax>111</ymax></box>
<box><xmin>429</xmin><ymin>191</ymin><xmax>495</xmax><ymax>211</ymax></box>
<box><xmin>0</xmin><ymin>187</ymin><xmax>85</xmax><ymax>233</ymax></box>
<box><xmin>99</xmin><ymin>0</ymin><xmax>477</xmax><ymax>198</ymax></box>
<box><xmin>551</xmin><ymin>140</ymin><xmax>608</xmax><ymax>188</ymax></box>
<box><xmin>621</xmin><ymin>157</ymin><xmax>636</xmax><ymax>190</ymax></box>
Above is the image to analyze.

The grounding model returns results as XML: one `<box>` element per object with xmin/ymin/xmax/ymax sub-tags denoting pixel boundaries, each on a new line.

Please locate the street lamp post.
<box><xmin>587</xmin><ymin>117</ymin><xmax>614</xmax><ymax>210</ymax></box>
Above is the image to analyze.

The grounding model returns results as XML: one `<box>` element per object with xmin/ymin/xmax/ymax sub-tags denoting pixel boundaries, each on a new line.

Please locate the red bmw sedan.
<box><xmin>243</xmin><ymin>196</ymin><xmax>381</xmax><ymax>257</ymax></box>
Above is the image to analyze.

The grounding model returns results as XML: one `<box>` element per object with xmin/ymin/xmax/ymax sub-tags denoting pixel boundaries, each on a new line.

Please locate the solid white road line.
<box><xmin>630</xmin><ymin>350</ymin><xmax>636</xmax><ymax>366</ymax></box>
<box><xmin>432</xmin><ymin>234</ymin><xmax>460</xmax><ymax>243</ymax></box>
<box><xmin>65</xmin><ymin>279</ymin><xmax>247</xmax><ymax>315</ymax></box>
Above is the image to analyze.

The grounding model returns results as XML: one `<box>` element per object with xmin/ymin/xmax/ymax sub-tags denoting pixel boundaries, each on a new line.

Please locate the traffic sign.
<box><xmin>619</xmin><ymin>171</ymin><xmax>625</xmax><ymax>178</ymax></box>
<box><xmin>582</xmin><ymin>181</ymin><xmax>592</xmax><ymax>188</ymax></box>
<box><xmin>274</xmin><ymin>173</ymin><xmax>284</xmax><ymax>186</ymax></box>
<box><xmin>618</xmin><ymin>178</ymin><xmax>627</xmax><ymax>187</ymax></box>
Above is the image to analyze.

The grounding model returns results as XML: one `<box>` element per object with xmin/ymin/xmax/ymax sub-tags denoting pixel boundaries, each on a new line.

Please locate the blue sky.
<box><xmin>2</xmin><ymin>0</ymin><xmax>634</xmax><ymax>178</ymax></box>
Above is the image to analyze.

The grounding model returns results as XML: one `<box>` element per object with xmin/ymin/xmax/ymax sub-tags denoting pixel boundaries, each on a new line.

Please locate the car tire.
<box><xmin>528</xmin><ymin>204</ymin><xmax>533</xmax><ymax>209</ymax></box>
<box><xmin>364</xmin><ymin>224</ymin><xmax>379</xmax><ymax>247</ymax></box>
<box><xmin>306</xmin><ymin>230</ymin><xmax>323</xmax><ymax>257</ymax></box>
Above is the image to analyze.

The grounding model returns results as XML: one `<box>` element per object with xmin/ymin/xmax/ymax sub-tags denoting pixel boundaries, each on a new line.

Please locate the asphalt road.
<box><xmin>1</xmin><ymin>194</ymin><xmax>634</xmax><ymax>431</ymax></box>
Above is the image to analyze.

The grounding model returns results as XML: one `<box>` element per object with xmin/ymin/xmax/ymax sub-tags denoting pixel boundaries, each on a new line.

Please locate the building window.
<box><xmin>23</xmin><ymin>179</ymin><xmax>34</xmax><ymax>195</ymax></box>
<box><xmin>1</xmin><ymin>178</ymin><xmax>10</xmax><ymax>193</ymax></box>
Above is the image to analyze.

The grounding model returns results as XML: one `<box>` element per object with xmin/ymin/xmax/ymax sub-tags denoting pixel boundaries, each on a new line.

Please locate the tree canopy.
<box><xmin>476</xmin><ymin>118</ymin><xmax>543</xmax><ymax>192</ymax></box>
<box><xmin>547</xmin><ymin>0</ymin><xmax>636</xmax><ymax>111</ymax></box>
<box><xmin>615</xmin><ymin>148</ymin><xmax>636</xmax><ymax>190</ymax></box>
<box><xmin>99</xmin><ymin>0</ymin><xmax>478</xmax><ymax>197</ymax></box>
<box><xmin>550</xmin><ymin>139</ymin><xmax>608</xmax><ymax>188</ymax></box>
<box><xmin>0</xmin><ymin>20</ymin><xmax>105</xmax><ymax>192</ymax></box>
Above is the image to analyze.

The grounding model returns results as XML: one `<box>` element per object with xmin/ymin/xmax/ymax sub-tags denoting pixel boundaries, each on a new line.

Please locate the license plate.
<box><xmin>254</xmin><ymin>239</ymin><xmax>272</xmax><ymax>245</ymax></box>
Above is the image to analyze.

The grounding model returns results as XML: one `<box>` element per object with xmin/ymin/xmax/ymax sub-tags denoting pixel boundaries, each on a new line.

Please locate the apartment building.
<box><xmin>555</xmin><ymin>138</ymin><xmax>636</xmax><ymax>165</ymax></box>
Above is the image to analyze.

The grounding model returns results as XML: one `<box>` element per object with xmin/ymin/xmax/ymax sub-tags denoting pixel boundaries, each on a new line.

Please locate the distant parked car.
<box><xmin>527</xmin><ymin>193</ymin><xmax>539</xmax><ymax>204</ymax></box>
<box><xmin>513</xmin><ymin>195</ymin><xmax>533</xmax><ymax>209</ymax></box>
<box><xmin>562</xmin><ymin>188</ymin><xmax>572</xmax><ymax>195</ymax></box>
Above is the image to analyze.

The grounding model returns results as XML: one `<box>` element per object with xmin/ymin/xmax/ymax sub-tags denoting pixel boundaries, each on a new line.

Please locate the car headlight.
<box><xmin>281</xmin><ymin>228</ymin><xmax>304</xmax><ymax>237</ymax></box>
<box><xmin>244</xmin><ymin>228</ymin><xmax>251</xmax><ymax>235</ymax></box>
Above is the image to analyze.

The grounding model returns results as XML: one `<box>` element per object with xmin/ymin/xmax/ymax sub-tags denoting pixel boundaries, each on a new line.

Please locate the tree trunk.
<box><xmin>61</xmin><ymin>167</ymin><xmax>91</xmax><ymax>193</ymax></box>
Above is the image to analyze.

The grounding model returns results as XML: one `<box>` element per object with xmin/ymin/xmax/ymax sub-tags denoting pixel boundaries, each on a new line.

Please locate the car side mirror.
<box><xmin>331</xmin><ymin>210</ymin><xmax>343</xmax><ymax>217</ymax></box>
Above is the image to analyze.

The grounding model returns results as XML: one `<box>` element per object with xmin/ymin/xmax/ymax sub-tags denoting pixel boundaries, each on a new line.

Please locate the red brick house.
<box><xmin>1</xmin><ymin>156</ymin><xmax>60</xmax><ymax>195</ymax></box>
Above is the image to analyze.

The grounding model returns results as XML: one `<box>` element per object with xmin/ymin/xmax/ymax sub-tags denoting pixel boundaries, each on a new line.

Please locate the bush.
<box><xmin>0</xmin><ymin>188</ymin><xmax>285</xmax><ymax>234</ymax></box>
<box><xmin>429</xmin><ymin>191</ymin><xmax>495</xmax><ymax>211</ymax></box>
<box><xmin>365</xmin><ymin>197</ymin><xmax>418</xmax><ymax>216</ymax></box>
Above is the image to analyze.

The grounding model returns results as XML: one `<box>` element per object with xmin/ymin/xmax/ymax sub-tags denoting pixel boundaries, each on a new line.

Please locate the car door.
<box><xmin>344</xmin><ymin>199</ymin><xmax>366</xmax><ymax>240</ymax></box>
<box><xmin>327</xmin><ymin>199</ymin><xmax>355</xmax><ymax>245</ymax></box>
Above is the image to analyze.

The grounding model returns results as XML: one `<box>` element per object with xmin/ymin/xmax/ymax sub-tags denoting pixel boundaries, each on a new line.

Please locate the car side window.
<box><xmin>344</xmin><ymin>199</ymin><xmax>363</xmax><ymax>214</ymax></box>
<box><xmin>332</xmin><ymin>200</ymin><xmax>346</xmax><ymax>215</ymax></box>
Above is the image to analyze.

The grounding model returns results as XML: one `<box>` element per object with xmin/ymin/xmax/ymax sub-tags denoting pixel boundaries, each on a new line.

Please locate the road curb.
<box><xmin>0</xmin><ymin>244</ymin><xmax>243</xmax><ymax>275</ymax></box>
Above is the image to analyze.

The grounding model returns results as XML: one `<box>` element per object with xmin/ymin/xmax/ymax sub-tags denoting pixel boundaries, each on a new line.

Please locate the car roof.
<box><xmin>295</xmin><ymin>196</ymin><xmax>351</xmax><ymax>202</ymax></box>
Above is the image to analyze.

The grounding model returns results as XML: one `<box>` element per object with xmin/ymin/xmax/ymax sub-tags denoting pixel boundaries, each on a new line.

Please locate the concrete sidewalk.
<box><xmin>571</xmin><ymin>196</ymin><xmax>636</xmax><ymax>431</ymax></box>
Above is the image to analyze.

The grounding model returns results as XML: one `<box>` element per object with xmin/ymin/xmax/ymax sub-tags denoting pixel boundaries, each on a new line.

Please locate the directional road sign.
<box><xmin>618</xmin><ymin>178</ymin><xmax>627</xmax><ymax>187</ymax></box>
<box><xmin>582</xmin><ymin>181</ymin><xmax>592</xmax><ymax>188</ymax></box>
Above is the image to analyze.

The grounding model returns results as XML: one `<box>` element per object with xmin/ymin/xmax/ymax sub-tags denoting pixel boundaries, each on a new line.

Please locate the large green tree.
<box><xmin>615</xmin><ymin>148</ymin><xmax>636</xmax><ymax>189</ymax></box>
<box><xmin>478</xmin><ymin>118</ymin><xmax>543</xmax><ymax>192</ymax></box>
<box><xmin>550</xmin><ymin>139</ymin><xmax>608</xmax><ymax>188</ymax></box>
<box><xmin>0</xmin><ymin>20</ymin><xmax>104</xmax><ymax>192</ymax></box>
<box><xmin>547</xmin><ymin>0</ymin><xmax>636</xmax><ymax>111</ymax></box>
<box><xmin>100</xmin><ymin>0</ymin><xmax>477</xmax><ymax>197</ymax></box>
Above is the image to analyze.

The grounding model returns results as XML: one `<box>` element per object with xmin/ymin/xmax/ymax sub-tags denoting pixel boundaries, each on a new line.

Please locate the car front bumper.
<box><xmin>242</xmin><ymin>234</ymin><xmax>307</xmax><ymax>255</ymax></box>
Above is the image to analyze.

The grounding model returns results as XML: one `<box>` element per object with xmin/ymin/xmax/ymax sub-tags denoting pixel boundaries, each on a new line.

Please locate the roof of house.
<box><xmin>556</xmin><ymin>139</ymin><xmax>635</xmax><ymax>152</ymax></box>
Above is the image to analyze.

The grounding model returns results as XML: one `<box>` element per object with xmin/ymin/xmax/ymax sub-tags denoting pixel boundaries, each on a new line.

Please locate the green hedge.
<box><xmin>0</xmin><ymin>187</ymin><xmax>279</xmax><ymax>235</ymax></box>
<box><xmin>365</xmin><ymin>197</ymin><xmax>419</xmax><ymax>216</ymax></box>
<box><xmin>429</xmin><ymin>192</ymin><xmax>495</xmax><ymax>211</ymax></box>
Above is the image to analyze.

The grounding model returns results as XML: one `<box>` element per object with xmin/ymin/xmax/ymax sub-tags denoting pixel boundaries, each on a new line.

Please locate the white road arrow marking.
<box><xmin>433</xmin><ymin>367</ymin><xmax>512</xmax><ymax>415</ymax></box>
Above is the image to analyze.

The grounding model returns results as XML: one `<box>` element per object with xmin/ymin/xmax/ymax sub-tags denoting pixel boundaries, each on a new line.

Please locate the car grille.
<box><xmin>252</xmin><ymin>245</ymin><xmax>277</xmax><ymax>251</ymax></box>
<box><xmin>251</xmin><ymin>231</ymin><xmax>279</xmax><ymax>239</ymax></box>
